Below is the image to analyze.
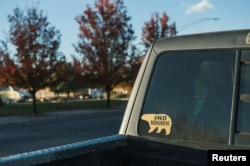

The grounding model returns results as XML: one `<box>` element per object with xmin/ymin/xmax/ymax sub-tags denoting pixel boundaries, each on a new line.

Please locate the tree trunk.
<box><xmin>67</xmin><ymin>85</ymin><xmax>70</xmax><ymax>100</ymax></box>
<box><xmin>107</xmin><ymin>90</ymin><xmax>111</xmax><ymax>108</ymax></box>
<box><xmin>31</xmin><ymin>89</ymin><xmax>38</xmax><ymax>114</ymax></box>
<box><xmin>106</xmin><ymin>85</ymin><xmax>111</xmax><ymax>108</ymax></box>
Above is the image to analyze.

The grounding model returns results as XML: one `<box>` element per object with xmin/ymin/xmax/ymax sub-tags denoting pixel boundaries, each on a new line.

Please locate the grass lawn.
<box><xmin>0</xmin><ymin>99</ymin><xmax>128</xmax><ymax>116</ymax></box>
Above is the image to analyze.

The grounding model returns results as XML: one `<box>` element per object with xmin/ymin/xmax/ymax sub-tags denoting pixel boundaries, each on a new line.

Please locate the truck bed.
<box><xmin>0</xmin><ymin>135</ymin><xmax>207</xmax><ymax>166</ymax></box>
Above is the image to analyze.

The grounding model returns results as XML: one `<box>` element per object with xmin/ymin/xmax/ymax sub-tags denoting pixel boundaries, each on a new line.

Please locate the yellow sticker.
<box><xmin>141</xmin><ymin>114</ymin><xmax>172</xmax><ymax>135</ymax></box>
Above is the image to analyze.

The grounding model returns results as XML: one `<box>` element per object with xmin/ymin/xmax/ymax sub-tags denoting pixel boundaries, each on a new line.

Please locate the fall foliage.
<box><xmin>1</xmin><ymin>1</ymin><xmax>177</xmax><ymax>111</ymax></box>
<box><xmin>6</xmin><ymin>6</ymin><xmax>62</xmax><ymax>114</ymax></box>
<box><xmin>142</xmin><ymin>12</ymin><xmax>176</xmax><ymax>49</ymax></box>
<box><xmin>74</xmin><ymin>0</ymin><xmax>135</xmax><ymax>108</ymax></box>
<box><xmin>0</xmin><ymin>41</ymin><xmax>16</xmax><ymax>86</ymax></box>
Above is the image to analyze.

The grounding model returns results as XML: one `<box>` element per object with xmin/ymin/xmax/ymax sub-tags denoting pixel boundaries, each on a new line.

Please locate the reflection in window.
<box><xmin>139</xmin><ymin>51</ymin><xmax>235</xmax><ymax>144</ymax></box>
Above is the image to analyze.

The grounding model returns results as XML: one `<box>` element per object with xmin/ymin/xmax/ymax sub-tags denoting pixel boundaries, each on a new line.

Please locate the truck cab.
<box><xmin>1</xmin><ymin>29</ymin><xmax>250</xmax><ymax>165</ymax></box>
<box><xmin>118</xmin><ymin>29</ymin><xmax>250</xmax><ymax>165</ymax></box>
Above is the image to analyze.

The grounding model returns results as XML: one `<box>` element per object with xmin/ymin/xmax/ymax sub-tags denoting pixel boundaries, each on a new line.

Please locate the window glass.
<box><xmin>139</xmin><ymin>50</ymin><xmax>235</xmax><ymax>144</ymax></box>
<box><xmin>237</xmin><ymin>50</ymin><xmax>250</xmax><ymax>133</ymax></box>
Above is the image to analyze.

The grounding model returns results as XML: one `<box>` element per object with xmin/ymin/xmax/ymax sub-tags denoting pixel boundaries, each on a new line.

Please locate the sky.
<box><xmin>0</xmin><ymin>0</ymin><xmax>250</xmax><ymax>58</ymax></box>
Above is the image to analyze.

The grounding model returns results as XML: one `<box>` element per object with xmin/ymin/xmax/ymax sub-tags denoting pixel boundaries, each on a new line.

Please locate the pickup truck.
<box><xmin>1</xmin><ymin>29</ymin><xmax>250</xmax><ymax>166</ymax></box>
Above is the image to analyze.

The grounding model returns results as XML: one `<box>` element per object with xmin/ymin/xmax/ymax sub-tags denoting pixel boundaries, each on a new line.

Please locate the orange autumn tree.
<box><xmin>74</xmin><ymin>0</ymin><xmax>135</xmax><ymax>108</ymax></box>
<box><xmin>0</xmin><ymin>41</ymin><xmax>17</xmax><ymax>86</ymax></box>
<box><xmin>142</xmin><ymin>12</ymin><xmax>177</xmax><ymax>50</ymax></box>
<box><xmin>7</xmin><ymin>6</ymin><xmax>63</xmax><ymax>114</ymax></box>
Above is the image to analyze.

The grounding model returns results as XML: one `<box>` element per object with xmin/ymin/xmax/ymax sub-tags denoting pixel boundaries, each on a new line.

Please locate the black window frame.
<box><xmin>233</xmin><ymin>50</ymin><xmax>250</xmax><ymax>146</ymax></box>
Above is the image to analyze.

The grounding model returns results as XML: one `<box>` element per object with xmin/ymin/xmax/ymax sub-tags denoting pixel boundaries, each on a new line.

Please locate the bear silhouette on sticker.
<box><xmin>141</xmin><ymin>114</ymin><xmax>172</xmax><ymax>135</ymax></box>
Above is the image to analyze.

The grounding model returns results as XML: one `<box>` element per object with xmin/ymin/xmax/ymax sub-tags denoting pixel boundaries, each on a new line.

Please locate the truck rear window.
<box><xmin>139</xmin><ymin>50</ymin><xmax>235</xmax><ymax>144</ymax></box>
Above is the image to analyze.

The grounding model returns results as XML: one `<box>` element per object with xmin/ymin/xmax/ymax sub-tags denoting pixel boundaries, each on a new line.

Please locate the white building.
<box><xmin>0</xmin><ymin>85</ymin><xmax>21</xmax><ymax>103</ymax></box>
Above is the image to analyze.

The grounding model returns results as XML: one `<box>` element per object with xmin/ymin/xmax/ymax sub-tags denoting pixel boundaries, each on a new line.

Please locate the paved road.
<box><xmin>0</xmin><ymin>109</ymin><xmax>124</xmax><ymax>157</ymax></box>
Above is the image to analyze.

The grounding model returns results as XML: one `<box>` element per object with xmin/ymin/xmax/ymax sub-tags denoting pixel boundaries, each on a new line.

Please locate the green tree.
<box><xmin>6</xmin><ymin>6</ymin><xmax>62</xmax><ymax>114</ymax></box>
<box><xmin>52</xmin><ymin>60</ymin><xmax>77</xmax><ymax>99</ymax></box>
<box><xmin>74</xmin><ymin>0</ymin><xmax>135</xmax><ymax>108</ymax></box>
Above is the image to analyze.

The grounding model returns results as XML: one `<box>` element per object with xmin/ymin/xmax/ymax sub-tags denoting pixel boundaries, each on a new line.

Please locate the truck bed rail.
<box><xmin>0</xmin><ymin>135</ymin><xmax>126</xmax><ymax>166</ymax></box>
